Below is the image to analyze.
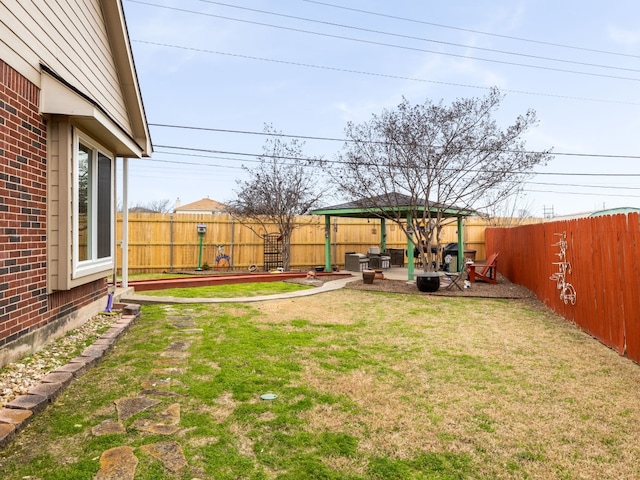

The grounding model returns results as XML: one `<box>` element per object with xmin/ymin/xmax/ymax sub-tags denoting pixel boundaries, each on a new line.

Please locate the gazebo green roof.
<box><xmin>311</xmin><ymin>193</ymin><xmax>476</xmax><ymax>219</ymax></box>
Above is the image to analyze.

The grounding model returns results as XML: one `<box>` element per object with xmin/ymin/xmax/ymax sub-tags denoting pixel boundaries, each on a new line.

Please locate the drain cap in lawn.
<box><xmin>260</xmin><ymin>393</ymin><xmax>278</xmax><ymax>400</ymax></box>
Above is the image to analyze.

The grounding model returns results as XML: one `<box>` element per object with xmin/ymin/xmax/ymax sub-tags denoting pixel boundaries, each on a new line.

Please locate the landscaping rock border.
<box><xmin>0</xmin><ymin>304</ymin><xmax>141</xmax><ymax>449</ymax></box>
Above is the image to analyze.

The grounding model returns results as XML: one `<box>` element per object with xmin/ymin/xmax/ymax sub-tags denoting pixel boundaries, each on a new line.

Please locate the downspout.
<box><xmin>122</xmin><ymin>158</ymin><xmax>129</xmax><ymax>288</ymax></box>
<box><xmin>112</xmin><ymin>158</ymin><xmax>118</xmax><ymax>286</ymax></box>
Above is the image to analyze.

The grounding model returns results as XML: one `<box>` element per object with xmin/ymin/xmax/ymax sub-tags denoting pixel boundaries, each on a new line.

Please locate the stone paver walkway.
<box><xmin>93</xmin><ymin>312</ymin><xmax>197</xmax><ymax>478</ymax></box>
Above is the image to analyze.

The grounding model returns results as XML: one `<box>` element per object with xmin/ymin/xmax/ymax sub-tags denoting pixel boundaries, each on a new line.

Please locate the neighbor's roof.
<box><xmin>311</xmin><ymin>193</ymin><xmax>475</xmax><ymax>219</ymax></box>
<box><xmin>175</xmin><ymin>198</ymin><xmax>228</xmax><ymax>213</ymax></box>
<box><xmin>545</xmin><ymin>207</ymin><xmax>640</xmax><ymax>221</ymax></box>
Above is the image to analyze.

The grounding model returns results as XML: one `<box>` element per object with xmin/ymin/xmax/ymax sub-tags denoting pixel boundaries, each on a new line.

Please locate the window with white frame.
<box><xmin>74</xmin><ymin>133</ymin><xmax>114</xmax><ymax>277</ymax></box>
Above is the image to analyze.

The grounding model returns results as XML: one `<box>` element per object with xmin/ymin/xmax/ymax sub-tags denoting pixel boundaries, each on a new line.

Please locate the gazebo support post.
<box><xmin>407</xmin><ymin>213</ymin><xmax>415</xmax><ymax>280</ymax></box>
<box><xmin>324</xmin><ymin>215</ymin><xmax>332</xmax><ymax>272</ymax></box>
<box><xmin>380</xmin><ymin>218</ymin><xmax>387</xmax><ymax>251</ymax></box>
<box><xmin>456</xmin><ymin>216</ymin><xmax>464</xmax><ymax>272</ymax></box>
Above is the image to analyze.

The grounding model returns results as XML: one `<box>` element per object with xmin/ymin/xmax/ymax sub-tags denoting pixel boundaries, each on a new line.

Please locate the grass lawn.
<box><xmin>140</xmin><ymin>281</ymin><xmax>313</xmax><ymax>298</ymax></box>
<box><xmin>2</xmin><ymin>289</ymin><xmax>640</xmax><ymax>479</ymax></box>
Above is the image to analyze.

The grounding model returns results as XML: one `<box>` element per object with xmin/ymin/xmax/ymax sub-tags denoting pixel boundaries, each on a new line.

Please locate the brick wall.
<box><xmin>0</xmin><ymin>59</ymin><xmax>107</xmax><ymax>351</ymax></box>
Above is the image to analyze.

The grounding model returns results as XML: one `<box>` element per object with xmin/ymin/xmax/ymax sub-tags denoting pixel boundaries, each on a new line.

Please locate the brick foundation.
<box><xmin>0</xmin><ymin>59</ymin><xmax>108</xmax><ymax>365</ymax></box>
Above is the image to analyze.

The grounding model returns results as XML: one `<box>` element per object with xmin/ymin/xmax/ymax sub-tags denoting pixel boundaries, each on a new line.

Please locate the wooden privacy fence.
<box><xmin>486</xmin><ymin>213</ymin><xmax>640</xmax><ymax>364</ymax></box>
<box><xmin>115</xmin><ymin>213</ymin><xmax>490</xmax><ymax>273</ymax></box>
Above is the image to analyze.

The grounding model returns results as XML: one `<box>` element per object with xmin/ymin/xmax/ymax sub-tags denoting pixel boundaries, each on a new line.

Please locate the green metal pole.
<box><xmin>324</xmin><ymin>215</ymin><xmax>332</xmax><ymax>272</ymax></box>
<box><xmin>407</xmin><ymin>213</ymin><xmax>415</xmax><ymax>280</ymax></box>
<box><xmin>457</xmin><ymin>216</ymin><xmax>464</xmax><ymax>272</ymax></box>
<box><xmin>196</xmin><ymin>232</ymin><xmax>204</xmax><ymax>271</ymax></box>
<box><xmin>380</xmin><ymin>218</ymin><xmax>387</xmax><ymax>251</ymax></box>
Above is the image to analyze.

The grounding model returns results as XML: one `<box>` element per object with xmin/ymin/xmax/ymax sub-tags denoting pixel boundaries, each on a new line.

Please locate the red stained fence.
<box><xmin>486</xmin><ymin>213</ymin><xmax>640</xmax><ymax>363</ymax></box>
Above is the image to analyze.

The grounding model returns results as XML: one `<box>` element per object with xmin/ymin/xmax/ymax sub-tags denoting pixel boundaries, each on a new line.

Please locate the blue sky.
<box><xmin>121</xmin><ymin>0</ymin><xmax>640</xmax><ymax>217</ymax></box>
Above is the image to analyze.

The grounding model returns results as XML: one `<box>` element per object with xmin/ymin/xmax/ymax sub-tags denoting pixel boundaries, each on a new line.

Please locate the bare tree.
<box><xmin>327</xmin><ymin>88</ymin><xmax>552</xmax><ymax>270</ymax></box>
<box><xmin>228</xmin><ymin>125</ymin><xmax>323</xmax><ymax>270</ymax></box>
<box><xmin>481</xmin><ymin>188</ymin><xmax>536</xmax><ymax>226</ymax></box>
<box><xmin>128</xmin><ymin>199</ymin><xmax>173</xmax><ymax>213</ymax></box>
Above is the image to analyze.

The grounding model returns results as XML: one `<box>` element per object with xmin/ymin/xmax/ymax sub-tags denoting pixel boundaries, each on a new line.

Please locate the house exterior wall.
<box><xmin>0</xmin><ymin>0</ymin><xmax>149</xmax><ymax>367</ymax></box>
<box><xmin>0</xmin><ymin>0</ymin><xmax>131</xmax><ymax>132</ymax></box>
<box><xmin>0</xmin><ymin>59</ymin><xmax>108</xmax><ymax>366</ymax></box>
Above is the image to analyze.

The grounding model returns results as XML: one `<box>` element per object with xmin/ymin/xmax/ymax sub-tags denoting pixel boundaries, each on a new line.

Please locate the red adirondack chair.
<box><xmin>467</xmin><ymin>252</ymin><xmax>499</xmax><ymax>284</ymax></box>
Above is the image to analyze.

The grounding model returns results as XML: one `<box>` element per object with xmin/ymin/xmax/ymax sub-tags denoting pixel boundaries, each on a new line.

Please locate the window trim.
<box><xmin>72</xmin><ymin>131</ymin><xmax>115</xmax><ymax>279</ymax></box>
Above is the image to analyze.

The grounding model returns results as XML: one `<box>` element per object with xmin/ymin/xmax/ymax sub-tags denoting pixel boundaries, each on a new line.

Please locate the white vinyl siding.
<box><xmin>0</xmin><ymin>0</ymin><xmax>130</xmax><ymax>131</ymax></box>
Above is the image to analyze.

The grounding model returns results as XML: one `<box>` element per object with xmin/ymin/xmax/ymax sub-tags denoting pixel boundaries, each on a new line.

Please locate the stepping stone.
<box><xmin>95</xmin><ymin>446</ymin><xmax>138</xmax><ymax>480</ymax></box>
<box><xmin>176</xmin><ymin>328</ymin><xmax>203</xmax><ymax>334</ymax></box>
<box><xmin>138</xmin><ymin>441</ymin><xmax>187</xmax><ymax>472</ymax></box>
<box><xmin>139</xmin><ymin>389</ymin><xmax>179</xmax><ymax>397</ymax></box>
<box><xmin>141</xmin><ymin>378</ymin><xmax>172</xmax><ymax>389</ymax></box>
<box><xmin>171</xmin><ymin>321</ymin><xmax>196</xmax><ymax>329</ymax></box>
<box><xmin>92</xmin><ymin>419</ymin><xmax>126</xmax><ymax>436</ymax></box>
<box><xmin>5</xmin><ymin>394</ymin><xmax>48</xmax><ymax>414</ymax></box>
<box><xmin>132</xmin><ymin>404</ymin><xmax>181</xmax><ymax>435</ymax></box>
<box><xmin>152</xmin><ymin>359</ymin><xmax>182</xmax><ymax>367</ymax></box>
<box><xmin>133</xmin><ymin>419</ymin><xmax>181</xmax><ymax>435</ymax></box>
<box><xmin>115</xmin><ymin>397</ymin><xmax>160</xmax><ymax>422</ymax></box>
<box><xmin>0</xmin><ymin>423</ymin><xmax>16</xmax><ymax>448</ymax></box>
<box><xmin>159</xmin><ymin>351</ymin><xmax>189</xmax><ymax>359</ymax></box>
<box><xmin>165</xmin><ymin>341</ymin><xmax>191</xmax><ymax>351</ymax></box>
<box><xmin>151</xmin><ymin>368</ymin><xmax>185</xmax><ymax>375</ymax></box>
<box><xmin>158</xmin><ymin>403</ymin><xmax>180</xmax><ymax>425</ymax></box>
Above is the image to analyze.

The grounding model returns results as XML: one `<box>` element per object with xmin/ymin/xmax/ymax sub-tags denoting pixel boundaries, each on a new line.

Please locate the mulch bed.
<box><xmin>344</xmin><ymin>273</ymin><xmax>536</xmax><ymax>299</ymax></box>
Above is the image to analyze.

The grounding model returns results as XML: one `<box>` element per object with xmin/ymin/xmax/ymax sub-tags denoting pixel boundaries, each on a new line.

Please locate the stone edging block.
<box><xmin>0</xmin><ymin>304</ymin><xmax>142</xmax><ymax>450</ymax></box>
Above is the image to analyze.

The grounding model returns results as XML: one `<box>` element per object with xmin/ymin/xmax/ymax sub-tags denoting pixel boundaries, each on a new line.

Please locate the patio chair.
<box><xmin>467</xmin><ymin>252</ymin><xmax>499</xmax><ymax>284</ymax></box>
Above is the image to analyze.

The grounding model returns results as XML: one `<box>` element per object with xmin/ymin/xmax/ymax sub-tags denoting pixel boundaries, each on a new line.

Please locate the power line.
<box><xmin>150</xmin><ymin>123</ymin><xmax>640</xmax><ymax>160</ymax></box>
<box><xmin>134</xmin><ymin>152</ymin><xmax>640</xmax><ymax>193</ymax></box>
<box><xmin>303</xmin><ymin>0</ymin><xmax>640</xmax><ymax>61</ymax></box>
<box><xmin>524</xmin><ymin>188</ymin><xmax>640</xmax><ymax>199</ymax></box>
<box><xmin>133</xmin><ymin>40</ymin><xmax>640</xmax><ymax>106</ymax></box>
<box><xmin>175</xmin><ymin>0</ymin><xmax>640</xmax><ymax>75</ymax></box>
<box><xmin>153</xmin><ymin>144</ymin><xmax>640</xmax><ymax>177</ymax></box>
<box><xmin>524</xmin><ymin>181</ymin><xmax>640</xmax><ymax>191</ymax></box>
<box><xmin>140</xmin><ymin>155</ymin><xmax>246</xmax><ymax>169</ymax></box>
<box><xmin>134</xmin><ymin>156</ymin><xmax>640</xmax><ymax>191</ymax></box>
<box><xmin>127</xmin><ymin>1</ymin><xmax>640</xmax><ymax>82</ymax></box>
